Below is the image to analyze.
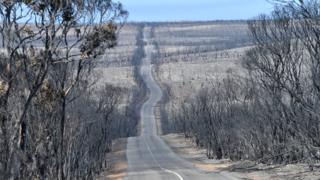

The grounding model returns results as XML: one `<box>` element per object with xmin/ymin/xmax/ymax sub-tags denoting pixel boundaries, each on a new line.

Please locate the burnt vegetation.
<box><xmin>0</xmin><ymin>0</ymin><xmax>138</xmax><ymax>179</ymax></box>
<box><xmin>2</xmin><ymin>0</ymin><xmax>320</xmax><ymax>179</ymax></box>
<box><xmin>169</xmin><ymin>0</ymin><xmax>320</xmax><ymax>167</ymax></box>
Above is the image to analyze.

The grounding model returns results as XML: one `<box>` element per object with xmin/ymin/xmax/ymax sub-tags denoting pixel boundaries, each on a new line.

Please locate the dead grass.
<box><xmin>194</xmin><ymin>163</ymin><xmax>231</xmax><ymax>172</ymax></box>
<box><xmin>97</xmin><ymin>138</ymin><xmax>128</xmax><ymax>180</ymax></box>
<box><xmin>95</xmin><ymin>67</ymin><xmax>136</xmax><ymax>89</ymax></box>
<box><xmin>162</xmin><ymin>133</ymin><xmax>320</xmax><ymax>180</ymax></box>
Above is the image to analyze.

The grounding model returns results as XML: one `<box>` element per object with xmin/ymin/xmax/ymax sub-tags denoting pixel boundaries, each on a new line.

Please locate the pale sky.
<box><xmin>118</xmin><ymin>0</ymin><xmax>274</xmax><ymax>22</ymax></box>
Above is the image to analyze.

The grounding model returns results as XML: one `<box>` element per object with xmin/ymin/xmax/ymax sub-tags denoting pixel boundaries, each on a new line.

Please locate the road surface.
<box><xmin>125</xmin><ymin>27</ymin><xmax>237</xmax><ymax>180</ymax></box>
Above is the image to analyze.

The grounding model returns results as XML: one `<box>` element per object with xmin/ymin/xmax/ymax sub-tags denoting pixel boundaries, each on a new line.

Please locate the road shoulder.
<box><xmin>97</xmin><ymin>138</ymin><xmax>128</xmax><ymax>180</ymax></box>
<box><xmin>162</xmin><ymin>133</ymin><xmax>320</xmax><ymax>180</ymax></box>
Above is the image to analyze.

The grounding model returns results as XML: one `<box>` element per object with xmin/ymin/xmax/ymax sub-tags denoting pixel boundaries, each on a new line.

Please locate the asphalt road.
<box><xmin>125</xmin><ymin>28</ymin><xmax>237</xmax><ymax>180</ymax></box>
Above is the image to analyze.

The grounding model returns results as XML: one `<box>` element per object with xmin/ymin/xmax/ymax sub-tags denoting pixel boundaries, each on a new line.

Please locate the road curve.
<box><xmin>125</xmin><ymin>27</ymin><xmax>237</xmax><ymax>180</ymax></box>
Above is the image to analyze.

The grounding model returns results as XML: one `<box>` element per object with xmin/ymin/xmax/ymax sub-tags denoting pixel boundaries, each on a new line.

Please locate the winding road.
<box><xmin>125</xmin><ymin>27</ymin><xmax>237</xmax><ymax>180</ymax></box>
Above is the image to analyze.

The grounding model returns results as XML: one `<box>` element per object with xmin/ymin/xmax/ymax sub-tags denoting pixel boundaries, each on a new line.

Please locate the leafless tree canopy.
<box><xmin>0</xmin><ymin>0</ymin><xmax>132</xmax><ymax>179</ymax></box>
<box><xmin>171</xmin><ymin>0</ymin><xmax>320</xmax><ymax>166</ymax></box>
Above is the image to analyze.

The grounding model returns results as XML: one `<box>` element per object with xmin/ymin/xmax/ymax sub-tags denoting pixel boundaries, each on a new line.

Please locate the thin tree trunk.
<box><xmin>59</xmin><ymin>95</ymin><xmax>66</xmax><ymax>180</ymax></box>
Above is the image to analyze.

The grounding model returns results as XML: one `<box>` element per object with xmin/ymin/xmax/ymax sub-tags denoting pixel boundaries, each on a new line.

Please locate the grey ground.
<box><xmin>125</xmin><ymin>27</ymin><xmax>237</xmax><ymax>180</ymax></box>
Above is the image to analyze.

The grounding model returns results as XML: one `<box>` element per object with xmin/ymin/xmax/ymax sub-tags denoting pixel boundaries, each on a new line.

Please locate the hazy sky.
<box><xmin>118</xmin><ymin>0</ymin><xmax>274</xmax><ymax>22</ymax></box>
